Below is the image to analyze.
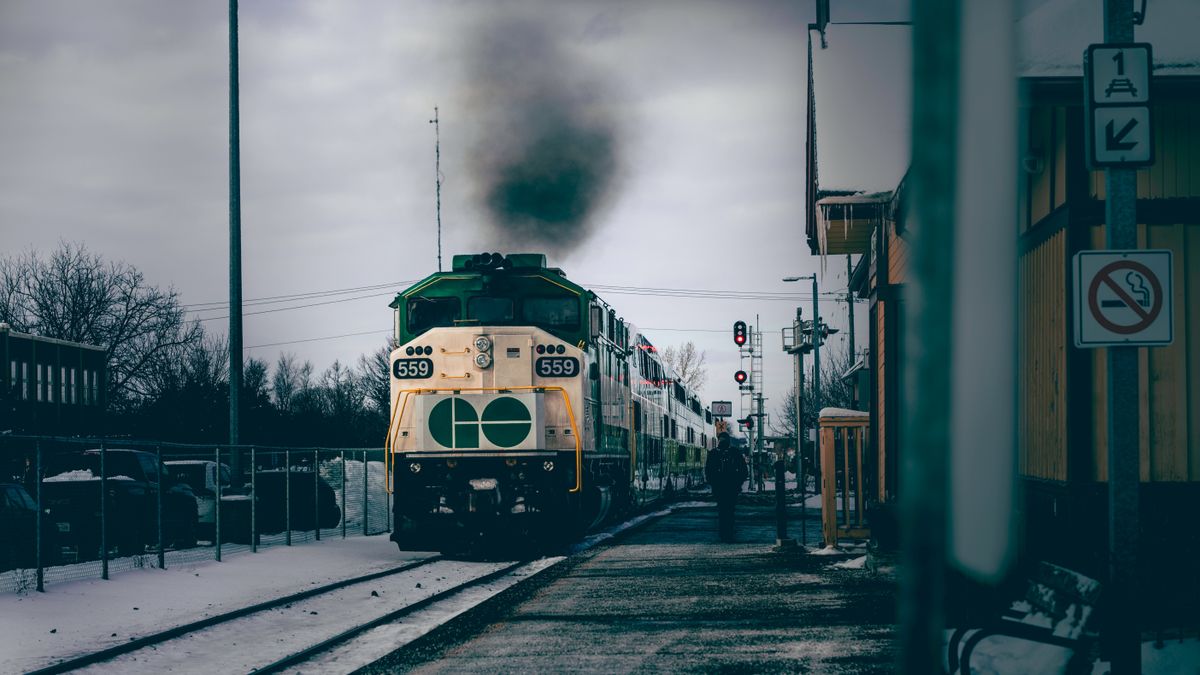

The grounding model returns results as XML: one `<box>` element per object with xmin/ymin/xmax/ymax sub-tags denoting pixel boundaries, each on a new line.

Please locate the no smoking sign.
<box><xmin>1073</xmin><ymin>250</ymin><xmax>1173</xmax><ymax>347</ymax></box>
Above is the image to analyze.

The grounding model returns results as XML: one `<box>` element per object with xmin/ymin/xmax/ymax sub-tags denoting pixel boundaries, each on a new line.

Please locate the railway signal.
<box><xmin>733</xmin><ymin>320</ymin><xmax>747</xmax><ymax>346</ymax></box>
<box><xmin>734</xmin><ymin>370</ymin><xmax>747</xmax><ymax>385</ymax></box>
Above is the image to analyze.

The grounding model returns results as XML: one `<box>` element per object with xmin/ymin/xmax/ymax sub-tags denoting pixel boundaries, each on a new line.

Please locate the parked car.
<box><xmin>41</xmin><ymin>450</ymin><xmax>198</xmax><ymax>562</ymax></box>
<box><xmin>165</xmin><ymin>460</ymin><xmax>232</xmax><ymax>541</ymax></box>
<box><xmin>250</xmin><ymin>470</ymin><xmax>341</xmax><ymax>535</ymax></box>
<box><xmin>0</xmin><ymin>482</ymin><xmax>60</xmax><ymax>571</ymax></box>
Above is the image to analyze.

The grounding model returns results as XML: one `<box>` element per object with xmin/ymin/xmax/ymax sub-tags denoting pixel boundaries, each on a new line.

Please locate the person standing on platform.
<box><xmin>705</xmin><ymin>432</ymin><xmax>747</xmax><ymax>542</ymax></box>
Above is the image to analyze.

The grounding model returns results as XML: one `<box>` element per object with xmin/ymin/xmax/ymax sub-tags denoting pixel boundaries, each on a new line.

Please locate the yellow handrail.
<box><xmin>383</xmin><ymin>386</ymin><xmax>584</xmax><ymax>495</ymax></box>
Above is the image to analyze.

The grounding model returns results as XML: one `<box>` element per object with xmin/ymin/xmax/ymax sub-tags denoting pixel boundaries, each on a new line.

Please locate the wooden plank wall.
<box><xmin>888</xmin><ymin>222</ymin><xmax>910</xmax><ymax>284</ymax></box>
<box><xmin>876</xmin><ymin>298</ymin><xmax>887</xmax><ymax>497</ymax></box>
<box><xmin>1091</xmin><ymin>104</ymin><xmax>1200</xmax><ymax>199</ymax></box>
<box><xmin>1090</xmin><ymin>223</ymin><xmax>1200</xmax><ymax>482</ymax></box>
<box><xmin>1024</xmin><ymin>105</ymin><xmax>1072</xmax><ymax>232</ymax></box>
<box><xmin>1019</xmin><ymin>228</ymin><xmax>1068</xmax><ymax>480</ymax></box>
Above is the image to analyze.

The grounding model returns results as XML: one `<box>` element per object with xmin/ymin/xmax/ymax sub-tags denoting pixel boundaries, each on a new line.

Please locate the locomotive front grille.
<box><xmin>411</xmin><ymin>391</ymin><xmax>546</xmax><ymax>453</ymax></box>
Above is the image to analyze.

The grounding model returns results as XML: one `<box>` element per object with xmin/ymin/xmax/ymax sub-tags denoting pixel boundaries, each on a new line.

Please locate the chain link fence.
<box><xmin>0</xmin><ymin>436</ymin><xmax>391</xmax><ymax>593</ymax></box>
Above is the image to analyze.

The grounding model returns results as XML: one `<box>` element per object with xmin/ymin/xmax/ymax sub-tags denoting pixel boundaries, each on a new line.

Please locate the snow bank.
<box><xmin>43</xmin><ymin>471</ymin><xmax>134</xmax><ymax>482</ymax></box>
<box><xmin>831</xmin><ymin>555</ymin><xmax>867</xmax><ymax>570</ymax></box>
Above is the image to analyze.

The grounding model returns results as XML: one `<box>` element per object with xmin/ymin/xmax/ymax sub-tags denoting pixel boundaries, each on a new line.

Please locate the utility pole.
<box><xmin>783</xmin><ymin>274</ymin><xmax>822</xmax><ymax>492</ymax></box>
<box><xmin>810</xmin><ymin>276</ymin><xmax>821</xmax><ymax>490</ymax></box>
<box><xmin>227</xmin><ymin>0</ymin><xmax>243</xmax><ymax>474</ymax></box>
<box><xmin>846</xmin><ymin>254</ymin><xmax>856</xmax><ymax>360</ymax></box>
<box><xmin>1102</xmin><ymin>1</ymin><xmax>1140</xmax><ymax>671</ymax></box>
<box><xmin>430</xmin><ymin>107</ymin><xmax>443</xmax><ymax>272</ymax></box>
<box><xmin>783</xmin><ymin>306</ymin><xmax>811</xmax><ymax>544</ymax></box>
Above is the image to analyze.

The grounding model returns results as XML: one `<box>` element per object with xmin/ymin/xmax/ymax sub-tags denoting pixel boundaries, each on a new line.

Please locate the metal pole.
<box><xmin>313</xmin><ymin>448</ymin><xmax>320</xmax><ymax>541</ymax></box>
<box><xmin>227</xmin><ymin>0</ymin><xmax>243</xmax><ymax>469</ymax></box>
<box><xmin>797</xmin><ymin>344</ymin><xmax>807</xmax><ymax>546</ymax></box>
<box><xmin>362</xmin><ymin>450</ymin><xmax>369</xmax><ymax>536</ymax></box>
<box><xmin>36</xmin><ymin>440</ymin><xmax>44</xmax><ymax>592</ymax></box>
<box><xmin>156</xmin><ymin>444</ymin><xmax>165</xmax><ymax>570</ymax></box>
<box><xmin>215</xmin><ymin>446</ymin><xmax>222</xmax><ymax>562</ymax></box>
<box><xmin>846</xmin><ymin>255</ymin><xmax>856</xmax><ymax>361</ymax></box>
<box><xmin>100</xmin><ymin>441</ymin><xmax>108</xmax><ymax>580</ymax></box>
<box><xmin>431</xmin><ymin>107</ymin><xmax>443</xmax><ymax>272</ymax></box>
<box><xmin>1103</xmin><ymin>2</ymin><xmax>1140</xmax><ymax>671</ymax></box>
<box><xmin>341</xmin><ymin>452</ymin><xmax>347</xmax><ymax>539</ymax></box>
<box><xmin>775</xmin><ymin>459</ymin><xmax>790</xmax><ymax>546</ymax></box>
<box><xmin>756</xmin><ymin>392</ymin><xmax>765</xmax><ymax>490</ymax></box>
<box><xmin>250</xmin><ymin>446</ymin><xmax>257</xmax><ymax>553</ymax></box>
<box><xmin>812</xmin><ymin>276</ymin><xmax>821</xmax><ymax>492</ymax></box>
<box><xmin>901</xmin><ymin>0</ymin><xmax>958</xmax><ymax>671</ymax></box>
<box><xmin>285</xmin><ymin>448</ymin><xmax>291</xmax><ymax>546</ymax></box>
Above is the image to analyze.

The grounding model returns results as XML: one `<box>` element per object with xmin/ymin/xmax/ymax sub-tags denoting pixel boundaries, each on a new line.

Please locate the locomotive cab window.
<box><xmin>468</xmin><ymin>296</ymin><xmax>514</xmax><ymax>323</ymax></box>
<box><xmin>407</xmin><ymin>297</ymin><xmax>460</xmax><ymax>335</ymax></box>
<box><xmin>522</xmin><ymin>297</ymin><xmax>580</xmax><ymax>331</ymax></box>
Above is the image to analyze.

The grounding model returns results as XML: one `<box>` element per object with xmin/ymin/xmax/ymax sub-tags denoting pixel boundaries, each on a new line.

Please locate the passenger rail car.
<box><xmin>386</xmin><ymin>253</ymin><xmax>713</xmax><ymax>551</ymax></box>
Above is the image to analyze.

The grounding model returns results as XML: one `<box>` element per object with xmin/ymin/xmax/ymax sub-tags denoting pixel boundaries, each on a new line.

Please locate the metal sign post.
<box><xmin>1092</xmin><ymin>1</ymin><xmax>1144</xmax><ymax>670</ymax></box>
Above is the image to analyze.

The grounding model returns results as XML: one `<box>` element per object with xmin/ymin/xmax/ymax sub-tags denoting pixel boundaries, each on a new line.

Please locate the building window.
<box><xmin>70</xmin><ymin>369</ymin><xmax>77</xmax><ymax>404</ymax></box>
<box><xmin>22</xmin><ymin>363</ymin><xmax>29</xmax><ymax>400</ymax></box>
<box><xmin>47</xmin><ymin>367</ymin><xmax>54</xmax><ymax>403</ymax></box>
<box><xmin>91</xmin><ymin>369</ymin><xmax>99</xmax><ymax>405</ymax></box>
<box><xmin>36</xmin><ymin>364</ymin><xmax>43</xmax><ymax>402</ymax></box>
<box><xmin>60</xmin><ymin>366</ymin><xmax>67</xmax><ymax>402</ymax></box>
<box><xmin>8</xmin><ymin>360</ymin><xmax>15</xmax><ymax>394</ymax></box>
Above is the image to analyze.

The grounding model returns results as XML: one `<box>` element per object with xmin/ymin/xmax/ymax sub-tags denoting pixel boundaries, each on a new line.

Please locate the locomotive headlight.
<box><xmin>473</xmin><ymin>335</ymin><xmax>492</xmax><ymax>353</ymax></box>
<box><xmin>409</xmin><ymin>463</ymin><xmax>421</xmax><ymax>474</ymax></box>
<box><xmin>474</xmin><ymin>352</ymin><xmax>492</xmax><ymax>368</ymax></box>
<box><xmin>543</xmin><ymin>461</ymin><xmax>555</xmax><ymax>472</ymax></box>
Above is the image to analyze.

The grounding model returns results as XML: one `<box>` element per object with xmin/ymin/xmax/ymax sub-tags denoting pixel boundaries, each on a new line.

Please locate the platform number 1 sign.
<box><xmin>1084</xmin><ymin>43</ymin><xmax>1154</xmax><ymax>168</ymax></box>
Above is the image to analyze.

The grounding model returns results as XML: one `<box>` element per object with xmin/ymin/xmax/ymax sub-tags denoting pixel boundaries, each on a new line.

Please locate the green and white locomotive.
<box><xmin>386</xmin><ymin>253</ymin><xmax>714</xmax><ymax>551</ymax></box>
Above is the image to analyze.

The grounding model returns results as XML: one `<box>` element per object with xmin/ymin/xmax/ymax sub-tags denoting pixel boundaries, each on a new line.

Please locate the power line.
<box><xmin>185</xmin><ymin>279</ymin><xmax>418</xmax><ymax>310</ymax></box>
<box><xmin>198</xmin><ymin>290</ymin><xmax>396</xmax><ymax>322</ymax></box>
<box><xmin>244</xmin><ymin>328</ymin><xmax>390</xmax><ymax>351</ymax></box>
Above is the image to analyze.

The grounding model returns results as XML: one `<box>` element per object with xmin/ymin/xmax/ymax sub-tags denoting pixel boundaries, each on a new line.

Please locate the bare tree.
<box><xmin>271</xmin><ymin>352</ymin><xmax>301</xmax><ymax>414</ymax></box>
<box><xmin>0</xmin><ymin>242</ymin><xmax>201</xmax><ymax>410</ymax></box>
<box><xmin>357</xmin><ymin>343</ymin><xmax>392</xmax><ymax>414</ymax></box>
<box><xmin>661</xmin><ymin>341</ymin><xmax>708</xmax><ymax>392</ymax></box>
<box><xmin>771</xmin><ymin>346</ymin><xmax>857</xmax><ymax>438</ymax></box>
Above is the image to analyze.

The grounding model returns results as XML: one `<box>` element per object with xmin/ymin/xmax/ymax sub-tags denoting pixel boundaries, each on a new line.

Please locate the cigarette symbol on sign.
<box><xmin>1100</xmin><ymin>272</ymin><xmax>1151</xmax><ymax>308</ymax></box>
<box><xmin>1088</xmin><ymin>260</ymin><xmax>1163</xmax><ymax>335</ymax></box>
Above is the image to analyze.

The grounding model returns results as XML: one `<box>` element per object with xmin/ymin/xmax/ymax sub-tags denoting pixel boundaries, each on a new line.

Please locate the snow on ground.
<box><xmin>0</xmin><ymin>501</ymin><xmax>710</xmax><ymax>674</ymax></box>
<box><xmin>0</xmin><ymin>535</ymin><xmax>432</xmax><ymax>674</ymax></box>
<box><xmin>945</xmin><ymin>630</ymin><xmax>1200</xmax><ymax>674</ymax></box>
<box><xmin>811</xmin><ymin>545</ymin><xmax>846</xmax><ymax>556</ymax></box>
<box><xmin>305</xmin><ymin>557</ymin><xmax>564</xmax><ymax>674</ymax></box>
<box><xmin>831</xmin><ymin>555</ymin><xmax>867</xmax><ymax>570</ymax></box>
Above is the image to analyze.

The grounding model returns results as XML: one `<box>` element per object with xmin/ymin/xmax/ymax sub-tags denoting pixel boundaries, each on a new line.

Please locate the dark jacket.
<box><xmin>705</xmin><ymin>445</ymin><xmax>747</xmax><ymax>497</ymax></box>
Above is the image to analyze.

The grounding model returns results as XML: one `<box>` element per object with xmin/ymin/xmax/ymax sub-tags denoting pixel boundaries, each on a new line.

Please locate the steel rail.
<box><xmin>27</xmin><ymin>555</ymin><xmax>443</xmax><ymax>675</ymax></box>
<box><xmin>252</xmin><ymin>559</ymin><xmax>530</xmax><ymax>674</ymax></box>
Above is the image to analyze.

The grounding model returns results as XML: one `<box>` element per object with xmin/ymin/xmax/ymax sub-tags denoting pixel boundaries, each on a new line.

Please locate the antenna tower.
<box><xmin>429</xmin><ymin>106</ymin><xmax>443</xmax><ymax>272</ymax></box>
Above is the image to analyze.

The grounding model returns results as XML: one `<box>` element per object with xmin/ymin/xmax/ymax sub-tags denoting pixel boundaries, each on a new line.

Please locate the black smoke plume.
<box><xmin>466</xmin><ymin>15</ymin><xmax>624</xmax><ymax>256</ymax></box>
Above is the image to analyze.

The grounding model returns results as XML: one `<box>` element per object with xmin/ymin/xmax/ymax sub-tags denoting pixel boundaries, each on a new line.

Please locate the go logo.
<box><xmin>428</xmin><ymin>396</ymin><xmax>532</xmax><ymax>449</ymax></box>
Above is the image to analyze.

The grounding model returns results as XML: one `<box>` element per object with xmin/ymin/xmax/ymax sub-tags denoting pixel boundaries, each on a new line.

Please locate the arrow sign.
<box><xmin>1084</xmin><ymin>42</ymin><xmax>1154</xmax><ymax>168</ymax></box>
<box><xmin>1091</xmin><ymin>107</ymin><xmax>1152</xmax><ymax>165</ymax></box>
<box><xmin>1105</xmin><ymin>118</ymin><xmax>1139</xmax><ymax>151</ymax></box>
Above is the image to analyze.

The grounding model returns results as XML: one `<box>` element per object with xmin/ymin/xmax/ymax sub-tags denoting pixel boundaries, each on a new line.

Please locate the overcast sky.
<box><xmin>0</xmin><ymin>0</ymin><xmax>922</xmax><ymax>424</ymax></box>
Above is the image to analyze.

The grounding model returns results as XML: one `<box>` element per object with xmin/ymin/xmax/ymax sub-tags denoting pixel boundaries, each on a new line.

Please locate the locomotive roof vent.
<box><xmin>452</xmin><ymin>253</ymin><xmax>547</xmax><ymax>272</ymax></box>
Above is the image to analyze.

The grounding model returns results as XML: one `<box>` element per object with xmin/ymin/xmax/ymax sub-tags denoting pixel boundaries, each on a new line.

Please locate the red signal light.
<box><xmin>734</xmin><ymin>370</ymin><xmax>748</xmax><ymax>384</ymax></box>
<box><xmin>733</xmin><ymin>320</ymin><xmax>747</xmax><ymax>346</ymax></box>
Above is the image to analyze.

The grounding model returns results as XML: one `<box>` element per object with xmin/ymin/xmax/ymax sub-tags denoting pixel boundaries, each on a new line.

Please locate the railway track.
<box><xmin>30</xmin><ymin>555</ymin><xmax>538</xmax><ymax>675</ymax></box>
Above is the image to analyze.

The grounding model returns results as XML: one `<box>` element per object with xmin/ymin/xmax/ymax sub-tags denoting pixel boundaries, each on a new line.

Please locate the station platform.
<box><xmin>369</xmin><ymin>502</ymin><xmax>899</xmax><ymax>673</ymax></box>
